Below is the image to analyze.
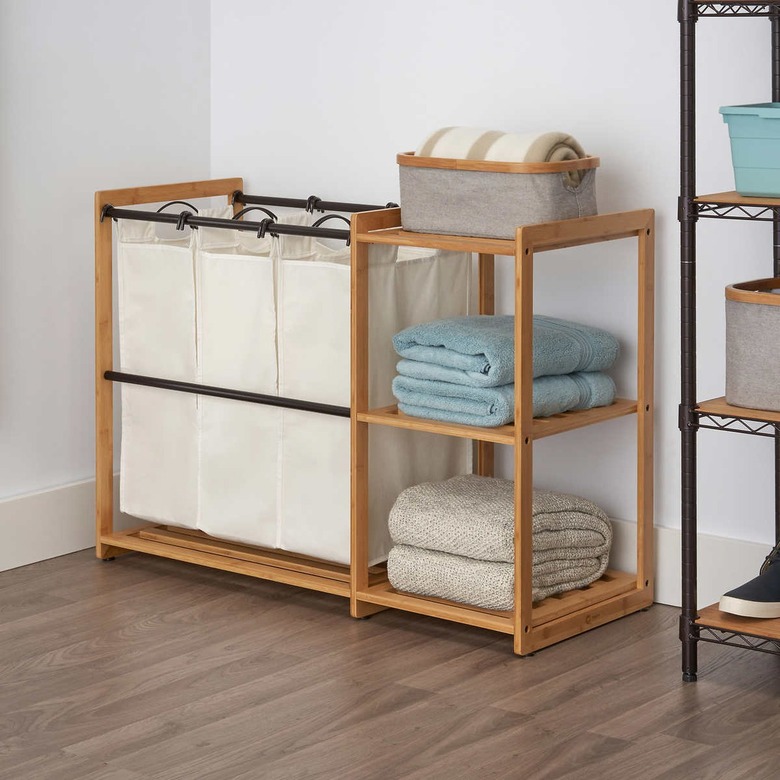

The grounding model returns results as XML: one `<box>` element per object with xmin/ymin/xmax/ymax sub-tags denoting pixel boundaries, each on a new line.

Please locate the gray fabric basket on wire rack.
<box><xmin>726</xmin><ymin>277</ymin><xmax>780</xmax><ymax>411</ymax></box>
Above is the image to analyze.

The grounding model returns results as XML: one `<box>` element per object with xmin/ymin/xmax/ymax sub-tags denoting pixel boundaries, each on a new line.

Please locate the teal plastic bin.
<box><xmin>721</xmin><ymin>103</ymin><xmax>780</xmax><ymax>196</ymax></box>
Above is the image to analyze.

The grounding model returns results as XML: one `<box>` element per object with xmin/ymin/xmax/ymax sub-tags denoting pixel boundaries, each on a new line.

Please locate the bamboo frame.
<box><xmin>350</xmin><ymin>209</ymin><xmax>655</xmax><ymax>655</ymax></box>
<box><xmin>726</xmin><ymin>277</ymin><xmax>780</xmax><ymax>305</ymax></box>
<box><xmin>397</xmin><ymin>152</ymin><xmax>601</xmax><ymax>174</ymax></box>
<box><xmin>94</xmin><ymin>177</ymin><xmax>382</xmax><ymax>598</ymax></box>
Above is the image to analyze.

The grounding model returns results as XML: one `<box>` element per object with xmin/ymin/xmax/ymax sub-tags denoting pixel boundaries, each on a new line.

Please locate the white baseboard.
<box><xmin>610</xmin><ymin>518</ymin><xmax>769</xmax><ymax>608</ymax></box>
<box><xmin>0</xmin><ymin>481</ymin><xmax>771</xmax><ymax>608</ymax></box>
<box><xmin>0</xmin><ymin>476</ymin><xmax>132</xmax><ymax>573</ymax></box>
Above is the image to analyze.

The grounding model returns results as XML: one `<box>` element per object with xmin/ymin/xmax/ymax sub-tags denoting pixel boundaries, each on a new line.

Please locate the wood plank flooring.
<box><xmin>1</xmin><ymin>551</ymin><xmax>779</xmax><ymax>779</ymax></box>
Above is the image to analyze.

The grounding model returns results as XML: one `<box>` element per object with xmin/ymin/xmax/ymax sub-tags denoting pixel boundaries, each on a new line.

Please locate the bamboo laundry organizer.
<box><xmin>95</xmin><ymin>177</ymin><xmax>400</xmax><ymax>596</ymax></box>
<box><xmin>95</xmin><ymin>177</ymin><xmax>654</xmax><ymax>656</ymax></box>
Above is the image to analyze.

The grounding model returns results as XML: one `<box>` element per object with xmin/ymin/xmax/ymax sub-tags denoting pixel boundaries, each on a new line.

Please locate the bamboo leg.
<box><xmin>476</xmin><ymin>253</ymin><xmax>495</xmax><ymax>478</ymax></box>
<box><xmin>350</xmin><ymin>221</ymin><xmax>384</xmax><ymax>617</ymax></box>
<box><xmin>514</xmin><ymin>235</ymin><xmax>535</xmax><ymax>655</ymax></box>
<box><xmin>95</xmin><ymin>195</ymin><xmax>114</xmax><ymax>559</ymax></box>
<box><xmin>637</xmin><ymin>217</ymin><xmax>655</xmax><ymax>597</ymax></box>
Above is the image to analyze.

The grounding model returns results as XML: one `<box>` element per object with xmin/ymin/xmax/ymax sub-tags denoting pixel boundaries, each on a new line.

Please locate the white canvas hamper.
<box><xmin>117</xmin><ymin>216</ymin><xmax>206</xmax><ymax>528</ymax></box>
<box><xmin>276</xmin><ymin>241</ymin><xmax>473</xmax><ymax>565</ymax></box>
<box><xmin>726</xmin><ymin>277</ymin><xmax>780</xmax><ymax>411</ymax></box>
<box><xmin>196</xmin><ymin>225</ymin><xmax>280</xmax><ymax>548</ymax></box>
<box><xmin>117</xmin><ymin>213</ymin><xmax>472</xmax><ymax>565</ymax></box>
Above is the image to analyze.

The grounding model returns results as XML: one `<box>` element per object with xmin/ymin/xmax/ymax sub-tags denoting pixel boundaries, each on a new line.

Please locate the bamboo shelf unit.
<box><xmin>350</xmin><ymin>207</ymin><xmax>655</xmax><ymax>656</ymax></box>
<box><xmin>94</xmin><ymin>178</ymin><xmax>384</xmax><ymax>598</ymax></box>
<box><xmin>679</xmin><ymin>1</ymin><xmax>780</xmax><ymax>680</ymax></box>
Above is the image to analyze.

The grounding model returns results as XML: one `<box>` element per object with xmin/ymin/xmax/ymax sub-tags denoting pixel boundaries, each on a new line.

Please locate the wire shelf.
<box><xmin>696</xmin><ymin>201</ymin><xmax>780</xmax><ymax>221</ymax></box>
<box><xmin>696</xmin><ymin>412</ymin><xmax>780</xmax><ymax>437</ymax></box>
<box><xmin>694</xmin><ymin>2</ymin><xmax>780</xmax><ymax>17</ymax></box>
<box><xmin>698</xmin><ymin>625</ymin><xmax>780</xmax><ymax>655</ymax></box>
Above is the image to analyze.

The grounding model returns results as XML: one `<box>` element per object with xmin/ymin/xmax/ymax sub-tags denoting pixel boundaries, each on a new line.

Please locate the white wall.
<box><xmin>210</xmin><ymin>1</ymin><xmax>777</xmax><ymax>555</ymax></box>
<box><xmin>0</xmin><ymin>0</ymin><xmax>211</xmax><ymax>563</ymax></box>
<box><xmin>0</xmin><ymin>0</ymin><xmax>211</xmax><ymax>497</ymax></box>
<box><xmin>3</xmin><ymin>1</ymin><xmax>775</xmax><ymax>596</ymax></box>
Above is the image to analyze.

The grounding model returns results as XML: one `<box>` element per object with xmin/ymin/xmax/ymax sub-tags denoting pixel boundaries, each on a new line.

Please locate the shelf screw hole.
<box><xmin>646</xmin><ymin>228</ymin><xmax>651</xmax><ymax>236</ymax></box>
<box><xmin>645</xmin><ymin>579</ymin><xmax>649</xmax><ymax>587</ymax></box>
<box><xmin>524</xmin><ymin>625</ymin><xmax>529</xmax><ymax>633</ymax></box>
<box><xmin>645</xmin><ymin>404</ymin><xmax>650</xmax><ymax>412</ymax></box>
<box><xmin>524</xmin><ymin>248</ymin><xmax>529</xmax><ymax>255</ymax></box>
<box><xmin>524</xmin><ymin>436</ymin><xmax>530</xmax><ymax>444</ymax></box>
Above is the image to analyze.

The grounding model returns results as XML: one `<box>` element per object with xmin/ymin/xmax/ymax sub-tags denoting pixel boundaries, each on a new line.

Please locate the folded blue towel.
<box><xmin>392</xmin><ymin>372</ymin><xmax>616</xmax><ymax>427</ymax></box>
<box><xmin>393</xmin><ymin>315</ymin><xmax>619</xmax><ymax>387</ymax></box>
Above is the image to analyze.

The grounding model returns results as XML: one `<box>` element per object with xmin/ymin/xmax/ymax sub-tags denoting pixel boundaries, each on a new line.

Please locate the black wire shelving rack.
<box><xmin>679</xmin><ymin>0</ymin><xmax>780</xmax><ymax>681</ymax></box>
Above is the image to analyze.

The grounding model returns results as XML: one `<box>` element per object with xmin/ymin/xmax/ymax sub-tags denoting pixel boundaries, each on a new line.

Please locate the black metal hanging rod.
<box><xmin>100</xmin><ymin>205</ymin><xmax>351</xmax><ymax>241</ymax></box>
<box><xmin>105</xmin><ymin>371</ymin><xmax>350</xmax><ymax>418</ymax></box>
<box><xmin>232</xmin><ymin>191</ymin><xmax>398</xmax><ymax>214</ymax></box>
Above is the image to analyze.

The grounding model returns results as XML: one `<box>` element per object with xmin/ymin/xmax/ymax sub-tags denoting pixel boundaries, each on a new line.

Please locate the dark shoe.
<box><xmin>720</xmin><ymin>546</ymin><xmax>780</xmax><ymax>618</ymax></box>
<box><xmin>759</xmin><ymin>539</ymin><xmax>780</xmax><ymax>575</ymax></box>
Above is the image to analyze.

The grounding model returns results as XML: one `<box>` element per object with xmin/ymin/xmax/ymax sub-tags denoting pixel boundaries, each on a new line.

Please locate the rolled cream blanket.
<box><xmin>415</xmin><ymin>127</ymin><xmax>588</xmax><ymax>186</ymax></box>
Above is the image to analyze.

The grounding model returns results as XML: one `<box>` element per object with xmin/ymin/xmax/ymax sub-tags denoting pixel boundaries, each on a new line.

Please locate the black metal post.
<box><xmin>679</xmin><ymin>0</ymin><xmax>699</xmax><ymax>682</ymax></box>
<box><xmin>772</xmin><ymin>6</ymin><xmax>780</xmax><ymax>543</ymax></box>
<box><xmin>105</xmin><ymin>371</ymin><xmax>350</xmax><ymax>418</ymax></box>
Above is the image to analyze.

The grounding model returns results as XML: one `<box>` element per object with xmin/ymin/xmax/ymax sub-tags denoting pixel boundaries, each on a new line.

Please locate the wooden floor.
<box><xmin>1</xmin><ymin>553</ymin><xmax>780</xmax><ymax>780</ymax></box>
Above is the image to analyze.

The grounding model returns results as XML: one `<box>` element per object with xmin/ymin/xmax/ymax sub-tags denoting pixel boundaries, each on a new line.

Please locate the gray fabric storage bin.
<box><xmin>726</xmin><ymin>278</ymin><xmax>780</xmax><ymax>411</ymax></box>
<box><xmin>398</xmin><ymin>152</ymin><xmax>599</xmax><ymax>239</ymax></box>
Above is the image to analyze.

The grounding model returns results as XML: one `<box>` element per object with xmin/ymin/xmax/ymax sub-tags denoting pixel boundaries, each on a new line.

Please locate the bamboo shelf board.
<box><xmin>154</xmin><ymin>526</ymin><xmax>387</xmax><ymax>578</ymax></box>
<box><xmin>356</xmin><ymin>582</ymin><xmax>515</xmax><ymax>634</ymax></box>
<box><xmin>533</xmin><ymin>399</ymin><xmax>638</xmax><ymax>439</ymax></box>
<box><xmin>531</xmin><ymin>586</ymin><xmax>652</xmax><ymax>654</ymax></box>
<box><xmin>356</xmin><ymin>211</ymin><xmax>652</xmax><ymax>257</ymax></box>
<box><xmin>355</xmin><ymin>228</ymin><xmax>516</xmax><ymax>256</ymax></box>
<box><xmin>696</xmin><ymin>603</ymin><xmax>780</xmax><ymax>641</ymax></box>
<box><xmin>357</xmin><ymin>569</ymin><xmax>642</xmax><ymax>639</ymax></box>
<box><xmin>100</xmin><ymin>526</ymin><xmax>389</xmax><ymax>598</ymax></box>
<box><xmin>697</xmin><ymin>396</ymin><xmax>780</xmax><ymax>424</ymax></box>
<box><xmin>357</xmin><ymin>399</ymin><xmax>637</xmax><ymax>444</ymax></box>
<box><xmin>530</xmin><ymin>570</ymin><xmax>638</xmax><ymax>626</ymax></box>
<box><xmin>695</xmin><ymin>191</ymin><xmax>780</xmax><ymax>207</ymax></box>
<box><xmin>358</xmin><ymin>405</ymin><xmax>515</xmax><ymax>444</ymax></box>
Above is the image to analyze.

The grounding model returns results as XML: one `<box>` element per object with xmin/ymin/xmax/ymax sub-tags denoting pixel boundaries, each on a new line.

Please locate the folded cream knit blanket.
<box><xmin>386</xmin><ymin>474</ymin><xmax>612</xmax><ymax>607</ymax></box>
<box><xmin>387</xmin><ymin>545</ymin><xmax>606</xmax><ymax>608</ymax></box>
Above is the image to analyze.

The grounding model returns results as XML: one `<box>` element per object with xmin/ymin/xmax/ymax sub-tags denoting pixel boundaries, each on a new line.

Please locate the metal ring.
<box><xmin>233</xmin><ymin>206</ymin><xmax>278</xmax><ymax>222</ymax></box>
<box><xmin>157</xmin><ymin>200</ymin><xmax>199</xmax><ymax>214</ymax></box>
<box><xmin>312</xmin><ymin>214</ymin><xmax>351</xmax><ymax>229</ymax></box>
<box><xmin>311</xmin><ymin>214</ymin><xmax>351</xmax><ymax>245</ymax></box>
